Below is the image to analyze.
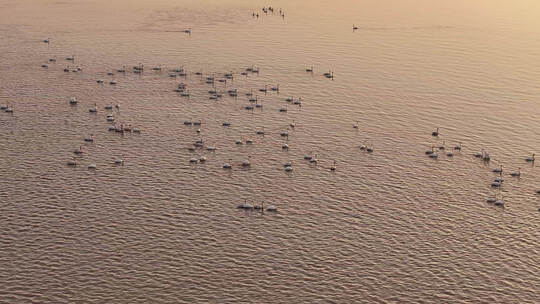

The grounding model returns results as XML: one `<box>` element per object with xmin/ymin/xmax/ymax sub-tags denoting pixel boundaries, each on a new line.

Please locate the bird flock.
<box><xmin>426</xmin><ymin>127</ymin><xmax>538</xmax><ymax>210</ymax></box>
<box><xmin>2</xmin><ymin>8</ymin><xmax>539</xmax><ymax>213</ymax></box>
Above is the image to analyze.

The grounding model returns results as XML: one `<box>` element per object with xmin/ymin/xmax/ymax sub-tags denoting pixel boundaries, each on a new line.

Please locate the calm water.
<box><xmin>1</xmin><ymin>0</ymin><xmax>539</xmax><ymax>303</ymax></box>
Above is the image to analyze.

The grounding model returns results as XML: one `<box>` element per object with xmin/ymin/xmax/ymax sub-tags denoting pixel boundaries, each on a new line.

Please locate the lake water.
<box><xmin>0</xmin><ymin>0</ymin><xmax>539</xmax><ymax>303</ymax></box>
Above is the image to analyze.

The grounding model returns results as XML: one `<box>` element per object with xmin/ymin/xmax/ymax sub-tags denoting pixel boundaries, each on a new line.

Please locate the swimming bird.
<box><xmin>474</xmin><ymin>150</ymin><xmax>484</xmax><ymax>158</ymax></box>
<box><xmin>84</xmin><ymin>134</ymin><xmax>94</xmax><ymax>142</ymax></box>
<box><xmin>266</xmin><ymin>205</ymin><xmax>277</xmax><ymax>212</ymax></box>
<box><xmin>237</xmin><ymin>199</ymin><xmax>252</xmax><ymax>210</ymax></box>
<box><xmin>526</xmin><ymin>154</ymin><xmax>535</xmax><ymax>162</ymax></box>
<box><xmin>432</xmin><ymin>128</ymin><xmax>439</xmax><ymax>136</ymax></box>
<box><xmin>510</xmin><ymin>168</ymin><xmax>521</xmax><ymax>177</ymax></box>
<box><xmin>494</xmin><ymin>196</ymin><xmax>504</xmax><ymax>206</ymax></box>
<box><xmin>223</xmin><ymin>159</ymin><xmax>232</xmax><ymax>169</ymax></box>
<box><xmin>74</xmin><ymin>145</ymin><xmax>84</xmax><ymax>155</ymax></box>
<box><xmin>241</xmin><ymin>156</ymin><xmax>251</xmax><ymax>167</ymax></box>
<box><xmin>492</xmin><ymin>165</ymin><xmax>503</xmax><ymax>174</ymax></box>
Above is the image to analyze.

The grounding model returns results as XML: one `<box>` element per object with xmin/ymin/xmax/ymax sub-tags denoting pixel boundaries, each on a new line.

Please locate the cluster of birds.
<box><xmin>65</xmin><ymin>96</ymin><xmax>134</xmax><ymax>169</ymax></box>
<box><xmin>426</xmin><ymin>127</ymin><xmax>539</xmax><ymax>210</ymax></box>
<box><xmin>237</xmin><ymin>199</ymin><xmax>278</xmax><ymax>212</ymax></box>
<box><xmin>252</xmin><ymin>6</ymin><xmax>285</xmax><ymax>19</ymax></box>
<box><xmin>29</xmin><ymin>34</ymin><xmax>347</xmax><ymax>212</ymax></box>
<box><xmin>5</xmin><ymin>23</ymin><xmax>539</xmax><ymax>213</ymax></box>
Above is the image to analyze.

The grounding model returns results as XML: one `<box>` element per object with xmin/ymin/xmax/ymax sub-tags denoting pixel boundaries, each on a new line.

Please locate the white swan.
<box><xmin>74</xmin><ymin>145</ymin><xmax>84</xmax><ymax>155</ymax></box>
<box><xmin>510</xmin><ymin>168</ymin><xmax>521</xmax><ymax>177</ymax></box>
<box><xmin>84</xmin><ymin>134</ymin><xmax>94</xmax><ymax>142</ymax></box>
<box><xmin>492</xmin><ymin>165</ymin><xmax>503</xmax><ymax>173</ymax></box>
<box><xmin>439</xmin><ymin>141</ymin><xmax>445</xmax><ymax>150</ymax></box>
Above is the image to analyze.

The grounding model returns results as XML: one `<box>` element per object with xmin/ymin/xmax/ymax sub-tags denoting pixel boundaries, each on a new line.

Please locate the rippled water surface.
<box><xmin>1</xmin><ymin>0</ymin><xmax>539</xmax><ymax>303</ymax></box>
